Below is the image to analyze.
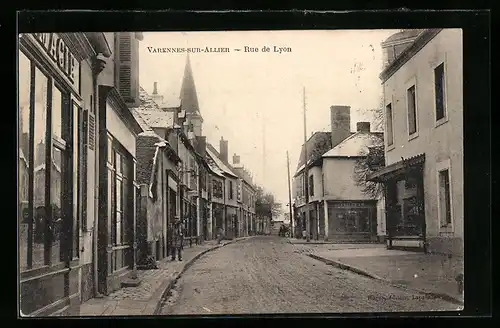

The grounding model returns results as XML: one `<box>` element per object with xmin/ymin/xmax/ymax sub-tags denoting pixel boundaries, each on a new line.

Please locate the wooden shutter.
<box><xmin>117</xmin><ymin>33</ymin><xmax>132</xmax><ymax>101</ymax></box>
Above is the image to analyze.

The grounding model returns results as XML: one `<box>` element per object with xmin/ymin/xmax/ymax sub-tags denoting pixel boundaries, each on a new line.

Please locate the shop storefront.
<box><xmin>18</xmin><ymin>33</ymin><xmax>103</xmax><ymax>316</ymax></box>
<box><xmin>368</xmin><ymin>154</ymin><xmax>426</xmax><ymax>251</ymax></box>
<box><xmin>326</xmin><ymin>200</ymin><xmax>378</xmax><ymax>242</ymax></box>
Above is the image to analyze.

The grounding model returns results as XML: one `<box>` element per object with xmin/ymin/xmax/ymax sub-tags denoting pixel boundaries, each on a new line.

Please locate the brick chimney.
<box><xmin>330</xmin><ymin>105</ymin><xmax>351</xmax><ymax>148</ymax></box>
<box><xmin>151</xmin><ymin>82</ymin><xmax>164</xmax><ymax>106</ymax></box>
<box><xmin>356</xmin><ymin>122</ymin><xmax>371</xmax><ymax>132</ymax></box>
<box><xmin>233</xmin><ymin>153</ymin><xmax>240</xmax><ymax>165</ymax></box>
<box><xmin>220</xmin><ymin>137</ymin><xmax>228</xmax><ymax>163</ymax></box>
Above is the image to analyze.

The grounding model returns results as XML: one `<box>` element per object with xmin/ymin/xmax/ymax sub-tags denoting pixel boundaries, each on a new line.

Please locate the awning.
<box><xmin>366</xmin><ymin>153</ymin><xmax>425</xmax><ymax>183</ymax></box>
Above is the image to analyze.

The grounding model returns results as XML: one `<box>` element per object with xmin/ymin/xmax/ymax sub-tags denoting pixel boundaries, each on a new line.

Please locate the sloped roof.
<box><xmin>136</xmin><ymin>110</ymin><xmax>175</xmax><ymax>129</ymax></box>
<box><xmin>130</xmin><ymin>87</ymin><xmax>176</xmax><ymax>129</ymax></box>
<box><xmin>233</xmin><ymin>166</ymin><xmax>253</xmax><ymax>187</ymax></box>
<box><xmin>295</xmin><ymin>131</ymin><xmax>335</xmax><ymax>172</ymax></box>
<box><xmin>322</xmin><ymin>132</ymin><xmax>383</xmax><ymax>158</ymax></box>
<box><xmin>205</xmin><ymin>154</ymin><xmax>225</xmax><ymax>177</ymax></box>
<box><xmin>382</xmin><ymin>29</ymin><xmax>423</xmax><ymax>45</ymax></box>
<box><xmin>131</xmin><ymin>87</ymin><xmax>180</xmax><ymax>186</ymax></box>
<box><xmin>206</xmin><ymin>144</ymin><xmax>238</xmax><ymax>179</ymax></box>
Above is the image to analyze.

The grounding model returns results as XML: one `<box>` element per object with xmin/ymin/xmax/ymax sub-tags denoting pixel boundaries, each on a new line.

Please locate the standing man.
<box><xmin>171</xmin><ymin>217</ymin><xmax>184</xmax><ymax>261</ymax></box>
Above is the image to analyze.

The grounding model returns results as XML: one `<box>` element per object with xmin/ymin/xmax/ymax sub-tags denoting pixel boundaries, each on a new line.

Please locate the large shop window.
<box><xmin>107</xmin><ymin>136</ymin><xmax>133</xmax><ymax>272</ymax></box>
<box><xmin>334</xmin><ymin>207</ymin><xmax>371</xmax><ymax>233</ymax></box>
<box><xmin>19</xmin><ymin>50</ymin><xmax>79</xmax><ymax>272</ymax></box>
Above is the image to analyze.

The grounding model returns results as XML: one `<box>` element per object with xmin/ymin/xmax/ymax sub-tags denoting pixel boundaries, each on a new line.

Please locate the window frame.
<box><xmin>385</xmin><ymin>101</ymin><xmax>394</xmax><ymax>149</ymax></box>
<box><xmin>433</xmin><ymin>58</ymin><xmax>449</xmax><ymax>127</ymax></box>
<box><xmin>406</xmin><ymin>84</ymin><xmax>418</xmax><ymax>139</ymax></box>
<box><xmin>108</xmin><ymin>136</ymin><xmax>133</xmax><ymax>247</ymax></box>
<box><xmin>309</xmin><ymin>174</ymin><xmax>314</xmax><ymax>197</ymax></box>
<box><xmin>404</xmin><ymin>75</ymin><xmax>419</xmax><ymax>140</ymax></box>
<box><xmin>436</xmin><ymin>159</ymin><xmax>454</xmax><ymax>233</ymax></box>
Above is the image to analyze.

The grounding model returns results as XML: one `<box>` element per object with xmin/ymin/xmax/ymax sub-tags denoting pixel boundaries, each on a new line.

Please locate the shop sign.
<box><xmin>333</xmin><ymin>201</ymin><xmax>367</xmax><ymax>208</ymax></box>
<box><xmin>33</xmin><ymin>33</ymin><xmax>80</xmax><ymax>91</ymax></box>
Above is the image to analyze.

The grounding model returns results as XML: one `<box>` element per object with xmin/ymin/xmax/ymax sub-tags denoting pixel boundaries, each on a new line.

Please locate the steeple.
<box><xmin>180</xmin><ymin>53</ymin><xmax>203</xmax><ymax>137</ymax></box>
<box><xmin>180</xmin><ymin>53</ymin><xmax>201</xmax><ymax>116</ymax></box>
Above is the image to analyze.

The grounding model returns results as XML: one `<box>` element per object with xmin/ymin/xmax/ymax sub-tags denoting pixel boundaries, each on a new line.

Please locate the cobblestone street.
<box><xmin>160</xmin><ymin>236</ymin><xmax>460</xmax><ymax>314</ymax></box>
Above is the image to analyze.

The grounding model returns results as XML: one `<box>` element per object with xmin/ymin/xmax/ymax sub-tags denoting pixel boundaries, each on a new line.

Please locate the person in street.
<box><xmin>171</xmin><ymin>218</ymin><xmax>184</xmax><ymax>261</ymax></box>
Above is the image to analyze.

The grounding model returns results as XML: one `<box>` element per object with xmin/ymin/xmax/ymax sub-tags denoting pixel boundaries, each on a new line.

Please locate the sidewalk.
<box><xmin>304</xmin><ymin>246</ymin><xmax>464</xmax><ymax>305</ymax></box>
<box><xmin>288</xmin><ymin>238</ymin><xmax>380</xmax><ymax>245</ymax></box>
<box><xmin>79</xmin><ymin>237</ymin><xmax>251</xmax><ymax>316</ymax></box>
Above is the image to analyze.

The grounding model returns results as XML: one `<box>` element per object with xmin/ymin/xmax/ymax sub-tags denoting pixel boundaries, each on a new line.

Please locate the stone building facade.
<box><xmin>368</xmin><ymin>29</ymin><xmax>463</xmax><ymax>256</ymax></box>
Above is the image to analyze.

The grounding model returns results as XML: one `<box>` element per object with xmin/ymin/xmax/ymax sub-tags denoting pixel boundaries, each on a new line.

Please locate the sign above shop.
<box><xmin>33</xmin><ymin>33</ymin><xmax>80</xmax><ymax>91</ymax></box>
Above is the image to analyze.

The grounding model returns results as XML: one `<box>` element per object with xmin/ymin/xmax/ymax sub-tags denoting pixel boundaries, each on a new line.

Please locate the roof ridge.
<box><xmin>330</xmin><ymin>131</ymin><xmax>360</xmax><ymax>150</ymax></box>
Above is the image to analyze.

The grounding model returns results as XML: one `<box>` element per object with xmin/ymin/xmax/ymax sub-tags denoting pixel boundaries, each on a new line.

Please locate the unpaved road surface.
<box><xmin>160</xmin><ymin>236</ymin><xmax>460</xmax><ymax>314</ymax></box>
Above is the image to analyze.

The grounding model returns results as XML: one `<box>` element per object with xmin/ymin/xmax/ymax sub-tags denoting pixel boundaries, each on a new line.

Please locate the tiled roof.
<box><xmin>130</xmin><ymin>87</ymin><xmax>176</xmax><ymax>129</ymax></box>
<box><xmin>205</xmin><ymin>154</ymin><xmax>225</xmax><ymax>177</ymax></box>
<box><xmin>322</xmin><ymin>132</ymin><xmax>384</xmax><ymax>158</ymax></box>
<box><xmin>131</xmin><ymin>87</ymin><xmax>176</xmax><ymax>185</ymax></box>
<box><xmin>295</xmin><ymin>131</ymin><xmax>334</xmax><ymax>171</ymax></box>
<box><xmin>135</xmin><ymin>110</ymin><xmax>175</xmax><ymax>129</ymax></box>
<box><xmin>383</xmin><ymin>29</ymin><xmax>424</xmax><ymax>44</ymax></box>
<box><xmin>206</xmin><ymin>145</ymin><xmax>238</xmax><ymax>178</ymax></box>
<box><xmin>130</xmin><ymin>87</ymin><xmax>164</xmax><ymax>112</ymax></box>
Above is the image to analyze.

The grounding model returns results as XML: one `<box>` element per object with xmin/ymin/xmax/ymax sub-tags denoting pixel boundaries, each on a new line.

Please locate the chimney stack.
<box><xmin>330</xmin><ymin>105</ymin><xmax>351</xmax><ymax>148</ymax></box>
<box><xmin>151</xmin><ymin>82</ymin><xmax>164</xmax><ymax>106</ymax></box>
<box><xmin>356</xmin><ymin>122</ymin><xmax>371</xmax><ymax>132</ymax></box>
<box><xmin>233</xmin><ymin>153</ymin><xmax>240</xmax><ymax>165</ymax></box>
<box><xmin>220</xmin><ymin>136</ymin><xmax>229</xmax><ymax>163</ymax></box>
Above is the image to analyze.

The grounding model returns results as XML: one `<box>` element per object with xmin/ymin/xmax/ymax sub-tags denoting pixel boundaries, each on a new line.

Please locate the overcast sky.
<box><xmin>139</xmin><ymin>29</ymin><xmax>398</xmax><ymax>207</ymax></box>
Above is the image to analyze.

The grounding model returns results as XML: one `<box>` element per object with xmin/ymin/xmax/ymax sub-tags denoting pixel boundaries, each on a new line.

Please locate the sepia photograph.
<box><xmin>17</xmin><ymin>26</ymin><xmax>467</xmax><ymax>317</ymax></box>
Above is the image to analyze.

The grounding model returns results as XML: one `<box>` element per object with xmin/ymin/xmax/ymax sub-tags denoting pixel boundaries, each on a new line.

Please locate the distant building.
<box><xmin>130</xmin><ymin>87</ymin><xmax>181</xmax><ymax>264</ymax></box>
<box><xmin>368</xmin><ymin>29</ymin><xmax>463</xmax><ymax>256</ymax></box>
<box><xmin>292</xmin><ymin>104</ymin><xmax>385</xmax><ymax>242</ymax></box>
<box><xmin>321</xmin><ymin>120</ymin><xmax>384</xmax><ymax>242</ymax></box>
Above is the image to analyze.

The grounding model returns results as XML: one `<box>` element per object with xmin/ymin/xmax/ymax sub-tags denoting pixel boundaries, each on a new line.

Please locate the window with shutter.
<box><xmin>119</xmin><ymin>66</ymin><xmax>131</xmax><ymax>99</ymax></box>
<box><xmin>117</xmin><ymin>33</ymin><xmax>132</xmax><ymax>100</ymax></box>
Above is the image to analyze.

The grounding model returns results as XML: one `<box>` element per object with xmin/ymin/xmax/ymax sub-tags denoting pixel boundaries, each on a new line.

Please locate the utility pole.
<box><xmin>303</xmin><ymin>87</ymin><xmax>310</xmax><ymax>242</ymax></box>
<box><xmin>286</xmin><ymin>151</ymin><xmax>293</xmax><ymax>238</ymax></box>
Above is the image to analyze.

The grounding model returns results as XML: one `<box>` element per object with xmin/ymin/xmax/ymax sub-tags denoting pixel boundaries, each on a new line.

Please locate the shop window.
<box><xmin>19</xmin><ymin>50</ymin><xmax>32</xmax><ymax>271</ymax></box>
<box><xmin>18</xmin><ymin>49</ymin><xmax>76</xmax><ymax>272</ymax></box>
<box><xmin>335</xmin><ymin>208</ymin><xmax>371</xmax><ymax>233</ymax></box>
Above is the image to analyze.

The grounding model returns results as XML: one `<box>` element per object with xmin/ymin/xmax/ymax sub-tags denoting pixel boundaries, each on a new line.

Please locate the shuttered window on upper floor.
<box><xmin>116</xmin><ymin>33</ymin><xmax>132</xmax><ymax>100</ymax></box>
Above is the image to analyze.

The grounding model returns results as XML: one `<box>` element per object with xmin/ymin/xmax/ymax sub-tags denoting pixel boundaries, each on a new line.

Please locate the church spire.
<box><xmin>180</xmin><ymin>53</ymin><xmax>200</xmax><ymax>115</ymax></box>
